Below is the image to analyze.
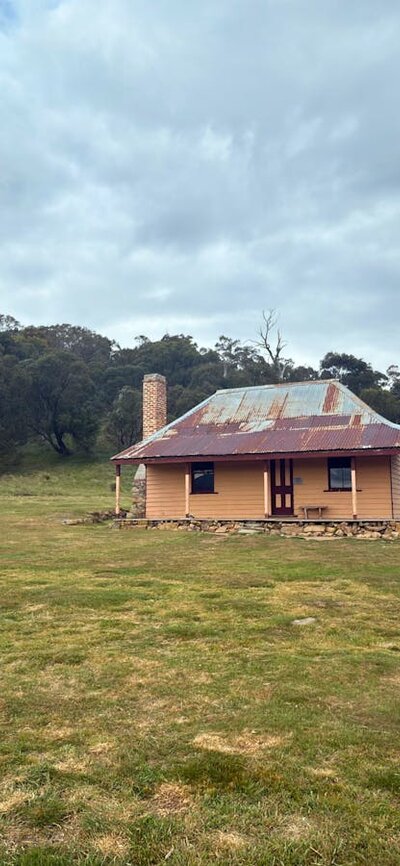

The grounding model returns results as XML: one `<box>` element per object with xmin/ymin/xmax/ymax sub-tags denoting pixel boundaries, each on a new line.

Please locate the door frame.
<box><xmin>270</xmin><ymin>458</ymin><xmax>294</xmax><ymax>516</ymax></box>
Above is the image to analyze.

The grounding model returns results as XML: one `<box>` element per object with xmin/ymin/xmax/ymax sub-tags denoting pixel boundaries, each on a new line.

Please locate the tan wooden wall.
<box><xmin>293</xmin><ymin>458</ymin><xmax>351</xmax><ymax>518</ymax></box>
<box><xmin>146</xmin><ymin>464</ymin><xmax>186</xmax><ymax>518</ymax></box>
<box><xmin>146</xmin><ymin>461</ymin><xmax>264</xmax><ymax>519</ymax></box>
<box><xmin>390</xmin><ymin>454</ymin><xmax>400</xmax><ymax>519</ymax></box>
<box><xmin>355</xmin><ymin>457</ymin><xmax>392</xmax><ymax>518</ymax></box>
<box><xmin>294</xmin><ymin>456</ymin><xmax>392</xmax><ymax>519</ymax></box>
<box><xmin>188</xmin><ymin>462</ymin><xmax>264</xmax><ymax>519</ymax></box>
<box><xmin>146</xmin><ymin>456</ymin><xmax>394</xmax><ymax>520</ymax></box>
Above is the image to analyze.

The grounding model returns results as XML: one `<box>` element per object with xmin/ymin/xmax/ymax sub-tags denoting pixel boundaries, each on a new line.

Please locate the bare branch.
<box><xmin>252</xmin><ymin>309</ymin><xmax>288</xmax><ymax>377</ymax></box>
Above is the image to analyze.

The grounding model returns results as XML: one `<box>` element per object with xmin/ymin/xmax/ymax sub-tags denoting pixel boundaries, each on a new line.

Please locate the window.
<box><xmin>191</xmin><ymin>462</ymin><xmax>214</xmax><ymax>494</ymax></box>
<box><xmin>328</xmin><ymin>457</ymin><xmax>352</xmax><ymax>490</ymax></box>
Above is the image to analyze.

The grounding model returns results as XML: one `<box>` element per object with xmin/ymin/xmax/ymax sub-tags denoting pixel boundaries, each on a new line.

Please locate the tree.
<box><xmin>214</xmin><ymin>336</ymin><xmax>276</xmax><ymax>386</ymax></box>
<box><xmin>320</xmin><ymin>352</ymin><xmax>386</xmax><ymax>395</ymax></box>
<box><xmin>0</xmin><ymin>354</ymin><xmax>26</xmax><ymax>456</ymax></box>
<box><xmin>22</xmin><ymin>351</ymin><xmax>99</xmax><ymax>455</ymax></box>
<box><xmin>286</xmin><ymin>365</ymin><xmax>320</xmax><ymax>382</ymax></box>
<box><xmin>387</xmin><ymin>365</ymin><xmax>400</xmax><ymax>401</ymax></box>
<box><xmin>21</xmin><ymin>324</ymin><xmax>114</xmax><ymax>368</ymax></box>
<box><xmin>0</xmin><ymin>314</ymin><xmax>20</xmax><ymax>332</ymax></box>
<box><xmin>360</xmin><ymin>388</ymin><xmax>400</xmax><ymax>423</ymax></box>
<box><xmin>252</xmin><ymin>310</ymin><xmax>293</xmax><ymax>380</ymax></box>
<box><xmin>215</xmin><ymin>336</ymin><xmax>242</xmax><ymax>378</ymax></box>
<box><xmin>0</xmin><ymin>309</ymin><xmax>398</xmax><ymax>461</ymax></box>
<box><xmin>131</xmin><ymin>334</ymin><xmax>208</xmax><ymax>387</ymax></box>
<box><xmin>105</xmin><ymin>386</ymin><xmax>142</xmax><ymax>450</ymax></box>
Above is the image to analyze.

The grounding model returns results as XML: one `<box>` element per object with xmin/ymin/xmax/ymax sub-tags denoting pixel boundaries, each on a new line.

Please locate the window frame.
<box><xmin>327</xmin><ymin>457</ymin><xmax>352</xmax><ymax>491</ymax></box>
<box><xmin>191</xmin><ymin>461</ymin><xmax>215</xmax><ymax>495</ymax></box>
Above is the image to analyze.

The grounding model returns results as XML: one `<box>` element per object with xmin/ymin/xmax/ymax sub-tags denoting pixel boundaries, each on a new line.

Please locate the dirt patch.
<box><xmin>324</xmin><ymin>695</ymin><xmax>354</xmax><ymax>711</ymax></box>
<box><xmin>88</xmin><ymin>741</ymin><xmax>115</xmax><ymax>763</ymax></box>
<box><xmin>43</xmin><ymin>725</ymin><xmax>75</xmax><ymax>742</ymax></box>
<box><xmin>230</xmin><ymin>678</ymin><xmax>273</xmax><ymax>701</ymax></box>
<box><xmin>191</xmin><ymin>671</ymin><xmax>212</xmax><ymax>684</ymax></box>
<box><xmin>0</xmin><ymin>822</ymin><xmax>46</xmax><ymax>851</ymax></box>
<box><xmin>47</xmin><ymin>815</ymin><xmax>84</xmax><ymax>845</ymax></box>
<box><xmin>37</xmin><ymin>671</ymin><xmax>82</xmax><ymax>697</ymax></box>
<box><xmin>307</xmin><ymin>766</ymin><xmax>338</xmax><ymax>779</ymax></box>
<box><xmin>94</xmin><ymin>833</ymin><xmax>130</xmax><ymax>857</ymax></box>
<box><xmin>279</xmin><ymin>814</ymin><xmax>313</xmax><ymax>840</ymax></box>
<box><xmin>23</xmin><ymin>603</ymin><xmax>47</xmax><ymax>613</ymax></box>
<box><xmin>65</xmin><ymin>788</ymin><xmax>137</xmax><ymax>827</ymax></box>
<box><xmin>213</xmin><ymin>830</ymin><xmax>249</xmax><ymax>850</ymax></box>
<box><xmin>151</xmin><ymin>782</ymin><xmax>192</xmax><ymax>816</ymax></box>
<box><xmin>382</xmin><ymin>672</ymin><xmax>400</xmax><ymax>687</ymax></box>
<box><xmin>0</xmin><ymin>791</ymin><xmax>32</xmax><ymax>814</ymax></box>
<box><xmin>193</xmin><ymin>730</ymin><xmax>291</xmax><ymax>755</ymax></box>
<box><xmin>89</xmin><ymin>740</ymin><xmax>115</xmax><ymax>754</ymax></box>
<box><xmin>379</xmin><ymin>642</ymin><xmax>400</xmax><ymax>652</ymax></box>
<box><xmin>201</xmin><ymin>536</ymin><xmax>230</xmax><ymax>543</ymax></box>
<box><xmin>65</xmin><ymin>784</ymin><xmax>102</xmax><ymax>805</ymax></box>
<box><xmin>54</xmin><ymin>755</ymin><xmax>90</xmax><ymax>774</ymax></box>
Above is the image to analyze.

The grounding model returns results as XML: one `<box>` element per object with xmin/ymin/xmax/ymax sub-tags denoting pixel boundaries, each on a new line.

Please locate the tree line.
<box><xmin>1</xmin><ymin>312</ymin><xmax>399</xmax><ymax>461</ymax></box>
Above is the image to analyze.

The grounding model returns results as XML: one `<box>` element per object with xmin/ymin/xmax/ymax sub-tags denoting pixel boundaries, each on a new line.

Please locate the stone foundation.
<box><xmin>114</xmin><ymin>517</ymin><xmax>400</xmax><ymax>539</ymax></box>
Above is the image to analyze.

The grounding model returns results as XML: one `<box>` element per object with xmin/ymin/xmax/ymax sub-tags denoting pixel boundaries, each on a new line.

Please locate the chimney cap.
<box><xmin>143</xmin><ymin>373</ymin><xmax>166</xmax><ymax>382</ymax></box>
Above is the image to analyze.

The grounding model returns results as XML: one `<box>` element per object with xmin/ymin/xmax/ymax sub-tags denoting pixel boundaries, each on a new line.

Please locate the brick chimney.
<box><xmin>142</xmin><ymin>374</ymin><xmax>167</xmax><ymax>439</ymax></box>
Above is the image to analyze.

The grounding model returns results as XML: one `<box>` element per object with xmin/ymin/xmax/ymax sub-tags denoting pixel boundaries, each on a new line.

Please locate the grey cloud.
<box><xmin>0</xmin><ymin>0</ymin><xmax>400</xmax><ymax>370</ymax></box>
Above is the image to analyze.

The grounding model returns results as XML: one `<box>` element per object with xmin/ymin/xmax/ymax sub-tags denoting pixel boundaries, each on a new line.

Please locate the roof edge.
<box><xmin>114</xmin><ymin>446</ymin><xmax>400</xmax><ymax>465</ymax></box>
<box><xmin>334</xmin><ymin>380</ymin><xmax>400</xmax><ymax>431</ymax></box>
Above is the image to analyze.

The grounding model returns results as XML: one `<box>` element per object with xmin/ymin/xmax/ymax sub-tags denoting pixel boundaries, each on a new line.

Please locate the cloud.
<box><xmin>0</xmin><ymin>0</ymin><xmax>400</xmax><ymax>371</ymax></box>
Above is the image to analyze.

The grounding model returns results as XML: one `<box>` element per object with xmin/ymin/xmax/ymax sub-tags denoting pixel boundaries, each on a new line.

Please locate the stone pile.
<box><xmin>63</xmin><ymin>509</ymin><xmax>126</xmax><ymax>526</ymax></box>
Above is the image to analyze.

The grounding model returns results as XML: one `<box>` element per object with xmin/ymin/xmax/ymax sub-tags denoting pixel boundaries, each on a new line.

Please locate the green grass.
<box><xmin>0</xmin><ymin>450</ymin><xmax>399</xmax><ymax>864</ymax></box>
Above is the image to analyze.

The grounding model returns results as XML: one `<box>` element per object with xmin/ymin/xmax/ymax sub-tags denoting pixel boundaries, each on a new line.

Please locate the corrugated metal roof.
<box><xmin>112</xmin><ymin>380</ymin><xmax>400</xmax><ymax>462</ymax></box>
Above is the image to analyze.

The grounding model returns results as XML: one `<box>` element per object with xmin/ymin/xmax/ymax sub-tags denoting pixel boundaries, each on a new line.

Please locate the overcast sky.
<box><xmin>1</xmin><ymin>0</ymin><xmax>399</xmax><ymax>370</ymax></box>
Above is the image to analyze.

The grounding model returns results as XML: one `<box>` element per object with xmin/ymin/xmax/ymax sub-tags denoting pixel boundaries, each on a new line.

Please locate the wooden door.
<box><xmin>271</xmin><ymin>459</ymin><xmax>294</xmax><ymax>516</ymax></box>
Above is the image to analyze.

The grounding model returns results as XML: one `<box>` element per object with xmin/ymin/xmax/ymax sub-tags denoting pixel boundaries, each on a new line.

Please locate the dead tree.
<box><xmin>253</xmin><ymin>310</ymin><xmax>292</xmax><ymax>380</ymax></box>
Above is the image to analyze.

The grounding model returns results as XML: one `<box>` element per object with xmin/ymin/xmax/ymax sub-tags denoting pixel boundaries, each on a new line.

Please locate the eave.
<box><xmin>111</xmin><ymin>447</ymin><xmax>400</xmax><ymax>466</ymax></box>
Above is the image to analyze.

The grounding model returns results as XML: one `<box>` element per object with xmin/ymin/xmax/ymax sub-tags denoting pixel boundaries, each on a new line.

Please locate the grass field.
<box><xmin>0</xmin><ymin>451</ymin><xmax>399</xmax><ymax>865</ymax></box>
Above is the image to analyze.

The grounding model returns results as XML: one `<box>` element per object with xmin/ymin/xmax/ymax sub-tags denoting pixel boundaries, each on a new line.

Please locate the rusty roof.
<box><xmin>112</xmin><ymin>380</ymin><xmax>400</xmax><ymax>462</ymax></box>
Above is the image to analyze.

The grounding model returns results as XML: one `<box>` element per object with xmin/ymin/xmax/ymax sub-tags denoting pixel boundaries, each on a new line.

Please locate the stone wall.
<box><xmin>115</xmin><ymin>517</ymin><xmax>400</xmax><ymax>539</ymax></box>
<box><xmin>129</xmin><ymin>464</ymin><xmax>146</xmax><ymax>518</ymax></box>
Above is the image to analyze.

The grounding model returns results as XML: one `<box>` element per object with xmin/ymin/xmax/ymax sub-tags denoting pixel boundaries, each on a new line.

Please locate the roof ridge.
<box><xmin>214</xmin><ymin>379</ymin><xmax>339</xmax><ymax>395</ymax></box>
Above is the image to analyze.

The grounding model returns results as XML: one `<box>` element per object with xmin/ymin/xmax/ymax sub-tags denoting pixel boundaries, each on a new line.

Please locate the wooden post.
<box><xmin>185</xmin><ymin>463</ymin><xmax>190</xmax><ymax>517</ymax></box>
<box><xmin>263</xmin><ymin>460</ymin><xmax>271</xmax><ymax>517</ymax></box>
<box><xmin>115</xmin><ymin>464</ymin><xmax>121</xmax><ymax>516</ymax></box>
<box><xmin>351</xmin><ymin>457</ymin><xmax>357</xmax><ymax>518</ymax></box>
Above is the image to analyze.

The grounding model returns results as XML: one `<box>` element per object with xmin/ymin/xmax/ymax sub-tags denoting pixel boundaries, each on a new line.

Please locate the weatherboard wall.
<box><xmin>145</xmin><ymin>461</ymin><xmax>264</xmax><ymax>519</ymax></box>
<box><xmin>390</xmin><ymin>454</ymin><xmax>400</xmax><ymax>519</ymax></box>
<box><xmin>356</xmin><ymin>457</ymin><xmax>392</xmax><ymax>519</ymax></box>
<box><xmin>294</xmin><ymin>456</ymin><xmax>392</xmax><ymax>520</ymax></box>
<box><xmin>145</xmin><ymin>456</ymin><xmax>394</xmax><ymax>520</ymax></box>
<box><xmin>146</xmin><ymin>464</ymin><xmax>186</xmax><ymax>518</ymax></box>
<box><xmin>188</xmin><ymin>462</ymin><xmax>264</xmax><ymax>519</ymax></box>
